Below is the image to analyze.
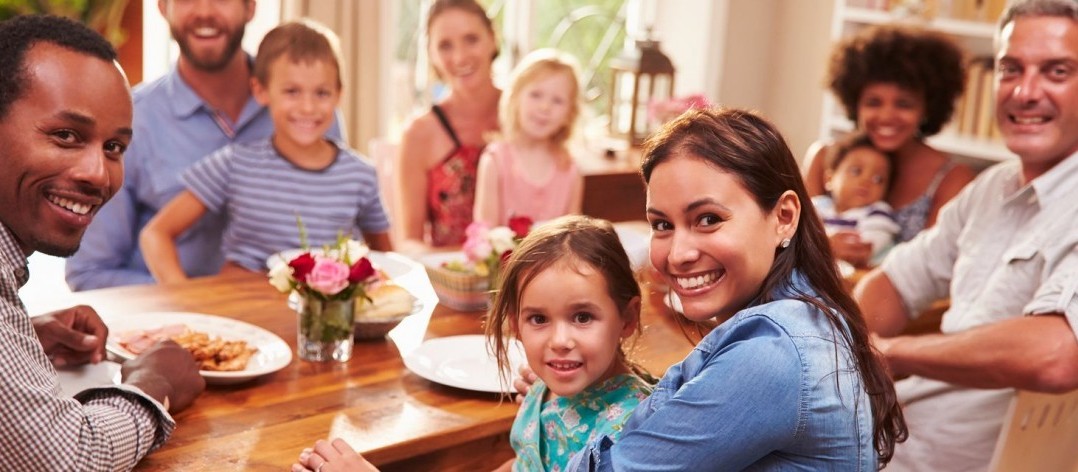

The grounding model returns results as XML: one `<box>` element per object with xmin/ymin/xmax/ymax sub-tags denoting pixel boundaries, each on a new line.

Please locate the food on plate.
<box><xmin>117</xmin><ymin>324</ymin><xmax>259</xmax><ymax>371</ymax></box>
<box><xmin>356</xmin><ymin>284</ymin><xmax>416</xmax><ymax>320</ymax></box>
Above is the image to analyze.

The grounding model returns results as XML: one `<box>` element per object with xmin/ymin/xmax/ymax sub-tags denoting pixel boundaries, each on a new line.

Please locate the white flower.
<box><xmin>488</xmin><ymin>226</ymin><xmax>517</xmax><ymax>255</ymax></box>
<box><xmin>268</xmin><ymin>263</ymin><xmax>294</xmax><ymax>293</ymax></box>
<box><xmin>345</xmin><ymin>239</ymin><xmax>369</xmax><ymax>263</ymax></box>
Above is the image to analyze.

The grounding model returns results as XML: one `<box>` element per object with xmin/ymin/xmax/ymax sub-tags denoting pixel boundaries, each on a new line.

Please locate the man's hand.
<box><xmin>512</xmin><ymin>365</ymin><xmax>537</xmax><ymax>403</ymax></box>
<box><xmin>829</xmin><ymin>231</ymin><xmax>872</xmax><ymax>268</ymax></box>
<box><xmin>32</xmin><ymin>305</ymin><xmax>108</xmax><ymax>367</ymax></box>
<box><xmin>121</xmin><ymin>340</ymin><xmax>205</xmax><ymax>412</ymax></box>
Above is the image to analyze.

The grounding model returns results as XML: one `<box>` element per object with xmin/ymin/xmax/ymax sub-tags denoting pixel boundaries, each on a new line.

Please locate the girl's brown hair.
<box><xmin>640</xmin><ymin>107</ymin><xmax>907</xmax><ymax>466</ymax></box>
<box><xmin>486</xmin><ymin>215</ymin><xmax>646</xmax><ymax>392</ymax></box>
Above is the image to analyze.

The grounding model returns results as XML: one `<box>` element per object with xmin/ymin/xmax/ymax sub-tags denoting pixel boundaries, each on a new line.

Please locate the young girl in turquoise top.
<box><xmin>487</xmin><ymin>215</ymin><xmax>652</xmax><ymax>472</ymax></box>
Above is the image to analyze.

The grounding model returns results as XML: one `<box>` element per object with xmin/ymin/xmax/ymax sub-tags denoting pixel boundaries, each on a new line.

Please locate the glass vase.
<box><xmin>296</xmin><ymin>294</ymin><xmax>355</xmax><ymax>362</ymax></box>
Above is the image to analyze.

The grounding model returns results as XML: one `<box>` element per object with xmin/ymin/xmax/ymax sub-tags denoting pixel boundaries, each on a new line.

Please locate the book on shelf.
<box><xmin>974</xmin><ymin>57</ymin><xmax>996</xmax><ymax>139</ymax></box>
<box><xmin>860</xmin><ymin>0</ymin><xmax>1007</xmax><ymax>23</ymax></box>
<box><xmin>957</xmin><ymin>58</ymin><xmax>983</xmax><ymax>136</ymax></box>
<box><xmin>951</xmin><ymin>56</ymin><xmax>999</xmax><ymax>141</ymax></box>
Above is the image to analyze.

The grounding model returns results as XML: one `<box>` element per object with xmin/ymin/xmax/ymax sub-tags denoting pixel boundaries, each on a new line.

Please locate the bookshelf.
<box><xmin>821</xmin><ymin>0</ymin><xmax>1016</xmax><ymax>169</ymax></box>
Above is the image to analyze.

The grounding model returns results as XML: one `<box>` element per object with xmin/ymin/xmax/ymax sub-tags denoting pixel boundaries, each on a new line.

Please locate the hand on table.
<box><xmin>293</xmin><ymin>438</ymin><xmax>377</xmax><ymax>472</ymax></box>
<box><xmin>829</xmin><ymin>231</ymin><xmax>872</xmax><ymax>268</ymax></box>
<box><xmin>32</xmin><ymin>304</ymin><xmax>107</xmax><ymax>368</ymax></box>
<box><xmin>122</xmin><ymin>340</ymin><xmax>205</xmax><ymax>412</ymax></box>
<box><xmin>513</xmin><ymin>365</ymin><xmax>537</xmax><ymax>403</ymax></box>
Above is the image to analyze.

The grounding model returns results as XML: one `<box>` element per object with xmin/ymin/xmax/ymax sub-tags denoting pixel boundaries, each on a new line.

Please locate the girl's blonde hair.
<box><xmin>485</xmin><ymin>215</ymin><xmax>646</xmax><ymax>394</ymax></box>
<box><xmin>499</xmin><ymin>49</ymin><xmax>582</xmax><ymax>154</ymax></box>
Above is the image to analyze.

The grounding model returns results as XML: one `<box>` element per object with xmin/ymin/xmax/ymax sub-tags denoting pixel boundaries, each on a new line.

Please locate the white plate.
<box><xmin>836</xmin><ymin>259</ymin><xmax>855</xmax><ymax>279</ymax></box>
<box><xmin>56</xmin><ymin>361</ymin><xmax>122</xmax><ymax>396</ymax></box>
<box><xmin>613</xmin><ymin>222</ymin><xmax>650</xmax><ymax>270</ymax></box>
<box><xmin>103</xmin><ymin>312</ymin><xmax>292</xmax><ymax>385</ymax></box>
<box><xmin>402</xmin><ymin>335</ymin><xmax>525</xmax><ymax>393</ymax></box>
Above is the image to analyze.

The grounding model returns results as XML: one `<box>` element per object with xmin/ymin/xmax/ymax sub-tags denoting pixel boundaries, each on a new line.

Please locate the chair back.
<box><xmin>368</xmin><ymin>137</ymin><xmax>402</xmax><ymax>245</ymax></box>
<box><xmin>988</xmin><ymin>389</ymin><xmax>1078</xmax><ymax>472</ymax></box>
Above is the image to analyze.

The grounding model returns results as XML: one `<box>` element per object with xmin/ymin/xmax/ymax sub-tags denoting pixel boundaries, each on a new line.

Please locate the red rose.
<box><xmin>348</xmin><ymin>257</ymin><xmax>375</xmax><ymax>283</ymax></box>
<box><xmin>500</xmin><ymin>249</ymin><xmax>513</xmax><ymax>264</ymax></box>
<box><xmin>288</xmin><ymin>253</ymin><xmax>316</xmax><ymax>282</ymax></box>
<box><xmin>508</xmin><ymin>216</ymin><xmax>532</xmax><ymax>239</ymax></box>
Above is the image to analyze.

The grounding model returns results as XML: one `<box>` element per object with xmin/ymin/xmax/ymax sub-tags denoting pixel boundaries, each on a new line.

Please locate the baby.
<box><xmin>812</xmin><ymin>132</ymin><xmax>900</xmax><ymax>266</ymax></box>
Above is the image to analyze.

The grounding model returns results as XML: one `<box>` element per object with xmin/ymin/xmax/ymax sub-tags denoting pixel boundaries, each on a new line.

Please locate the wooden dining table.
<box><xmin>33</xmin><ymin>262</ymin><xmax>695</xmax><ymax>471</ymax></box>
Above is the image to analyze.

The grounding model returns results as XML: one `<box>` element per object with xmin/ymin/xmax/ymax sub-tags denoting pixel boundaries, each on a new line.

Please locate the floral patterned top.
<box><xmin>511</xmin><ymin>374</ymin><xmax>651</xmax><ymax>472</ymax></box>
<box><xmin>426</xmin><ymin>105</ymin><xmax>482</xmax><ymax>247</ymax></box>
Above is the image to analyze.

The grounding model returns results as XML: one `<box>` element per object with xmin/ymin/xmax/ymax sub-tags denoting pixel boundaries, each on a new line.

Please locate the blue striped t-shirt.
<box><xmin>182</xmin><ymin>139</ymin><xmax>390</xmax><ymax>271</ymax></box>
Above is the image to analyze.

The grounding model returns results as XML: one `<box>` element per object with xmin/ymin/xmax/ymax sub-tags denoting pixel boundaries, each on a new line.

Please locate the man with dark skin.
<box><xmin>0</xmin><ymin>15</ymin><xmax>204</xmax><ymax>470</ymax></box>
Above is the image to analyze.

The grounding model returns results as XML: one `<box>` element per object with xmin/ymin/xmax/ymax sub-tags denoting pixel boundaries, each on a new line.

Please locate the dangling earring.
<box><xmin>780</xmin><ymin>238</ymin><xmax>791</xmax><ymax>249</ymax></box>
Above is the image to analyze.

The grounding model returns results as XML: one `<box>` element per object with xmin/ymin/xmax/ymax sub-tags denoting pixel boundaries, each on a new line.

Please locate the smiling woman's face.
<box><xmin>646</xmin><ymin>153</ymin><xmax>783</xmax><ymax>323</ymax></box>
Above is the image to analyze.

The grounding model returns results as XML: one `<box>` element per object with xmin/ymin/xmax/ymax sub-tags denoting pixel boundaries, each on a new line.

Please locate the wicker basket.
<box><xmin>419</xmin><ymin>252</ymin><xmax>492</xmax><ymax>312</ymax></box>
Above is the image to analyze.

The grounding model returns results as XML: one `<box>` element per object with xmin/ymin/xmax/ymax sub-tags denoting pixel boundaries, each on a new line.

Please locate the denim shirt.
<box><xmin>65</xmin><ymin>63</ymin><xmax>342</xmax><ymax>290</ymax></box>
<box><xmin>568</xmin><ymin>272</ymin><xmax>876</xmax><ymax>471</ymax></box>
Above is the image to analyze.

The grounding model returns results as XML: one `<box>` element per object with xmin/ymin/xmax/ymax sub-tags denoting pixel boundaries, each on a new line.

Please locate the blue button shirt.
<box><xmin>65</xmin><ymin>64</ymin><xmax>341</xmax><ymax>290</ymax></box>
<box><xmin>568</xmin><ymin>272</ymin><xmax>876</xmax><ymax>471</ymax></box>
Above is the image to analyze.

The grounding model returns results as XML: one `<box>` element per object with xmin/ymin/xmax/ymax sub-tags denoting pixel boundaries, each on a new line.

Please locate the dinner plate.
<box><xmin>836</xmin><ymin>259</ymin><xmax>856</xmax><ymax>279</ymax></box>
<box><xmin>402</xmin><ymin>335</ymin><xmax>525</xmax><ymax>393</ymax></box>
<box><xmin>613</xmin><ymin>222</ymin><xmax>650</xmax><ymax>270</ymax></box>
<box><xmin>103</xmin><ymin>312</ymin><xmax>292</xmax><ymax>385</ymax></box>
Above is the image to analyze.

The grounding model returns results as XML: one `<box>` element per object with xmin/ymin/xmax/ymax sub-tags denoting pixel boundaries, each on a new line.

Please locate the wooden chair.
<box><xmin>988</xmin><ymin>389</ymin><xmax>1078</xmax><ymax>472</ymax></box>
<box><xmin>368</xmin><ymin>137</ymin><xmax>402</xmax><ymax>246</ymax></box>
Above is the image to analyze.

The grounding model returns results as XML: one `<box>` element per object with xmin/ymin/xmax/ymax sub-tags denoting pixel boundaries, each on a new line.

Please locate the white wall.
<box><xmin>766</xmin><ymin>0</ymin><xmax>834</xmax><ymax>161</ymax></box>
<box><xmin>141</xmin><ymin>0</ymin><xmax>281</xmax><ymax>84</ymax></box>
<box><xmin>655</xmin><ymin>0</ymin><xmax>833</xmax><ymax>163</ymax></box>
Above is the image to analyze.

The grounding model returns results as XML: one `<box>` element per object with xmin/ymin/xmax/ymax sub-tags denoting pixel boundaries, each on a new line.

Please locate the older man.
<box><xmin>0</xmin><ymin>15</ymin><xmax>204</xmax><ymax>469</ymax></box>
<box><xmin>856</xmin><ymin>0</ymin><xmax>1078</xmax><ymax>470</ymax></box>
<box><xmin>65</xmin><ymin>0</ymin><xmax>341</xmax><ymax>290</ymax></box>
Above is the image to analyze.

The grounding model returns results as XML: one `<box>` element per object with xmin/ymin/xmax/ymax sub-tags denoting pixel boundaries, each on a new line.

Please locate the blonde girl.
<box><xmin>487</xmin><ymin>215</ymin><xmax>651</xmax><ymax>472</ymax></box>
<box><xmin>473</xmin><ymin>49</ymin><xmax>584</xmax><ymax>226</ymax></box>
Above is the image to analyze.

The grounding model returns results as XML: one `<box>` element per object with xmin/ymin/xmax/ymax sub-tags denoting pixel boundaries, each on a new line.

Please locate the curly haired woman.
<box><xmin>803</xmin><ymin>25</ymin><xmax>976</xmax><ymax>267</ymax></box>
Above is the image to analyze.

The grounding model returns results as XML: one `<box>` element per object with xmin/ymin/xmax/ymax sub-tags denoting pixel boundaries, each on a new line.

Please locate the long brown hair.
<box><xmin>485</xmin><ymin>215</ymin><xmax>647</xmax><ymax>393</ymax></box>
<box><xmin>640</xmin><ymin>108</ymin><xmax>907</xmax><ymax>466</ymax></box>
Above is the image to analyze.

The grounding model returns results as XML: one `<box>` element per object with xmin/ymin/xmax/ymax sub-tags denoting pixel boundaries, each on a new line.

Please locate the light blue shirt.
<box><xmin>65</xmin><ymin>64</ymin><xmax>341</xmax><ymax>290</ymax></box>
<box><xmin>568</xmin><ymin>272</ymin><xmax>876</xmax><ymax>471</ymax></box>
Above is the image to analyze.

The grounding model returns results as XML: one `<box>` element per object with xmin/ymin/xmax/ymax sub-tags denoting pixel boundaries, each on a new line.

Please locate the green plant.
<box><xmin>0</xmin><ymin>0</ymin><xmax>131</xmax><ymax>46</ymax></box>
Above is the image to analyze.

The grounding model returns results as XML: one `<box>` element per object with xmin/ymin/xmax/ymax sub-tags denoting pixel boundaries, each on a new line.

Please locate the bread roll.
<box><xmin>356</xmin><ymin>284</ymin><xmax>416</xmax><ymax>320</ymax></box>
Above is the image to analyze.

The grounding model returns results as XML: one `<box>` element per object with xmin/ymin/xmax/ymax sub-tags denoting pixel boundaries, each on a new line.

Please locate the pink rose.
<box><xmin>305</xmin><ymin>257</ymin><xmax>350</xmax><ymax>296</ymax></box>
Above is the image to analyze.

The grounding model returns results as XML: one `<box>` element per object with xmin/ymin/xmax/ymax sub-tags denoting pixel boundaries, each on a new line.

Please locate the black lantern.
<box><xmin>608</xmin><ymin>35</ymin><xmax>675</xmax><ymax>147</ymax></box>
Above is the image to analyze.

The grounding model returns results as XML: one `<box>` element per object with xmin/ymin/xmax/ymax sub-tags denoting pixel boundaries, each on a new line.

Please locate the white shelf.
<box><xmin>842</xmin><ymin>7</ymin><xmax>997</xmax><ymax>38</ymax></box>
<box><xmin>822</xmin><ymin>1</ymin><xmax>1006</xmax><ymax>168</ymax></box>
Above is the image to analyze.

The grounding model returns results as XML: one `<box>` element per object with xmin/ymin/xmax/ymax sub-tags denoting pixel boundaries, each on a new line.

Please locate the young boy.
<box><xmin>812</xmin><ymin>132</ymin><xmax>899</xmax><ymax>266</ymax></box>
<box><xmin>140</xmin><ymin>20</ymin><xmax>392</xmax><ymax>283</ymax></box>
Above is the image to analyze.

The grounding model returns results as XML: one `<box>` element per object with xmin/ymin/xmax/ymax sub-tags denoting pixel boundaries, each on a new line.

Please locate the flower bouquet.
<box><xmin>422</xmin><ymin>216</ymin><xmax>532</xmax><ymax>311</ymax></box>
<box><xmin>268</xmin><ymin>234</ymin><xmax>378</xmax><ymax>362</ymax></box>
<box><xmin>648</xmin><ymin>94</ymin><xmax>711</xmax><ymax>128</ymax></box>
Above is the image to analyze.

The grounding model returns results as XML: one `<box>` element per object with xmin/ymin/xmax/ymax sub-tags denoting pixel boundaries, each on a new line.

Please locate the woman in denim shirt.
<box><xmin>567</xmin><ymin>108</ymin><xmax>906</xmax><ymax>471</ymax></box>
<box><xmin>291</xmin><ymin>108</ymin><xmax>907</xmax><ymax>472</ymax></box>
